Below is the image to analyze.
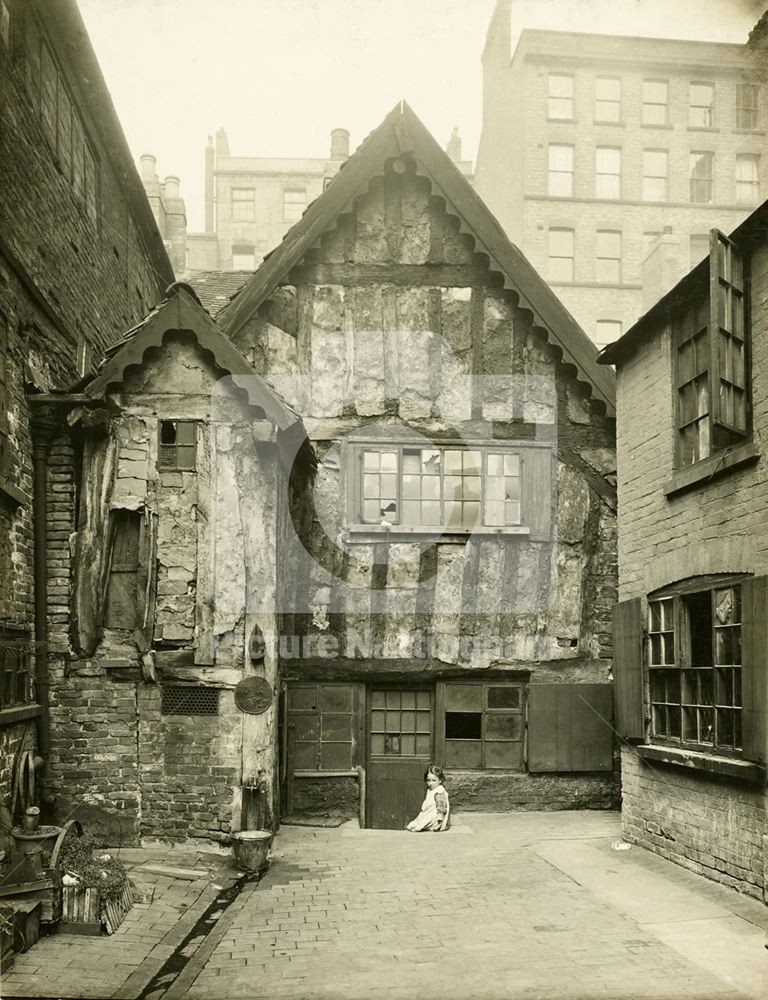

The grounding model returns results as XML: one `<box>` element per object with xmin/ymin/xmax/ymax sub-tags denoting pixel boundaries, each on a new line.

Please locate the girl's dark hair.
<box><xmin>424</xmin><ymin>764</ymin><xmax>445</xmax><ymax>784</ymax></box>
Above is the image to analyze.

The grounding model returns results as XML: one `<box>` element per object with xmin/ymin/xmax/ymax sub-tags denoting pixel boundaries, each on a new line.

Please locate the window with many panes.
<box><xmin>595</xmin><ymin>147</ymin><xmax>621</xmax><ymax>199</ymax></box>
<box><xmin>0</xmin><ymin>628</ymin><xmax>33</xmax><ymax>710</ymax></box>
<box><xmin>642</xmin><ymin>80</ymin><xmax>668</xmax><ymax>125</ymax></box>
<box><xmin>548</xmin><ymin>74</ymin><xmax>574</xmax><ymax>120</ymax></box>
<box><xmin>596</xmin><ymin>231</ymin><xmax>621</xmax><ymax>283</ymax></box>
<box><xmin>548</xmin><ymin>144</ymin><xmax>573</xmax><ymax>197</ymax></box>
<box><xmin>595</xmin><ymin>77</ymin><xmax>621</xmax><ymax>123</ymax></box>
<box><xmin>642</xmin><ymin>150</ymin><xmax>667</xmax><ymax>201</ymax></box>
<box><xmin>158</xmin><ymin>420</ymin><xmax>197</xmax><ymax>470</ymax></box>
<box><xmin>689</xmin><ymin>82</ymin><xmax>715</xmax><ymax>127</ymax></box>
<box><xmin>441</xmin><ymin>682</ymin><xmax>524</xmax><ymax>770</ymax></box>
<box><xmin>231</xmin><ymin>189</ymin><xmax>255</xmax><ymax>221</ymax></box>
<box><xmin>353</xmin><ymin>444</ymin><xmax>527</xmax><ymax>531</ymax></box>
<box><xmin>283</xmin><ymin>187</ymin><xmax>306</xmax><ymax>223</ymax></box>
<box><xmin>735</xmin><ymin>155</ymin><xmax>759</xmax><ymax>206</ymax></box>
<box><xmin>548</xmin><ymin>228</ymin><xmax>574</xmax><ymax>282</ymax></box>
<box><xmin>675</xmin><ymin>230</ymin><xmax>747</xmax><ymax>469</ymax></box>
<box><xmin>649</xmin><ymin>581</ymin><xmax>742</xmax><ymax>754</ymax></box>
<box><xmin>690</xmin><ymin>151</ymin><xmax>714</xmax><ymax>204</ymax></box>
<box><xmin>370</xmin><ymin>690</ymin><xmax>431</xmax><ymax>757</ymax></box>
<box><xmin>735</xmin><ymin>84</ymin><xmax>758</xmax><ymax>130</ymax></box>
<box><xmin>25</xmin><ymin>14</ymin><xmax>97</xmax><ymax>224</ymax></box>
<box><xmin>288</xmin><ymin>684</ymin><xmax>359</xmax><ymax>769</ymax></box>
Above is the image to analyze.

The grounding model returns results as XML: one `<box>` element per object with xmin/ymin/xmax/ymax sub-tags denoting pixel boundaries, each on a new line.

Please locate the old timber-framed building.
<box><xmin>32</xmin><ymin>102</ymin><xmax>619</xmax><ymax>842</ymax></box>
<box><xmin>601</xmin><ymin>202</ymin><xmax>768</xmax><ymax>901</ymax></box>
<box><xmin>0</xmin><ymin>0</ymin><xmax>174</xmax><ymax>841</ymax></box>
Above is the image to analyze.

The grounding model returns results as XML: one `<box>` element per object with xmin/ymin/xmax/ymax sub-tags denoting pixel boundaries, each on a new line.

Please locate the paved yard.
<box><xmin>181</xmin><ymin>812</ymin><xmax>768</xmax><ymax>1000</ymax></box>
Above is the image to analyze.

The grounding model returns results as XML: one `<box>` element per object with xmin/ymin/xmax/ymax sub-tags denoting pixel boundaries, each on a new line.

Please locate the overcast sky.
<box><xmin>78</xmin><ymin>0</ymin><xmax>765</xmax><ymax>232</ymax></box>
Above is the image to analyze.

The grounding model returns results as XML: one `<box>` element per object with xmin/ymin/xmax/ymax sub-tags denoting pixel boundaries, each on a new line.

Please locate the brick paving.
<box><xmin>184</xmin><ymin>813</ymin><xmax>768</xmax><ymax>1000</ymax></box>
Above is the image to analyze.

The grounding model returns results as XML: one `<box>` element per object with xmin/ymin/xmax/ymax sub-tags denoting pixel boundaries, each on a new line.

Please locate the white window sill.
<box><xmin>664</xmin><ymin>441</ymin><xmax>759</xmax><ymax>497</ymax></box>
<box><xmin>346</xmin><ymin>524</ymin><xmax>531</xmax><ymax>543</ymax></box>
<box><xmin>637</xmin><ymin>743</ymin><xmax>763</xmax><ymax>783</ymax></box>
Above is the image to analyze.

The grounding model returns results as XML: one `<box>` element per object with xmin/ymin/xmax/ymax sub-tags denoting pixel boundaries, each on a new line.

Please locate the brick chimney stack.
<box><xmin>446</xmin><ymin>127</ymin><xmax>462</xmax><ymax>162</ymax></box>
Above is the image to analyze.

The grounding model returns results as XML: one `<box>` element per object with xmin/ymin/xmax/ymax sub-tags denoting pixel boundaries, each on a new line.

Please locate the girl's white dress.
<box><xmin>406</xmin><ymin>784</ymin><xmax>450</xmax><ymax>832</ymax></box>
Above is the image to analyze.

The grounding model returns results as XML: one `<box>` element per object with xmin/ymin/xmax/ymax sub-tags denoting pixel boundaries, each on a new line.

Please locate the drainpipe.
<box><xmin>31</xmin><ymin>407</ymin><xmax>59</xmax><ymax>817</ymax></box>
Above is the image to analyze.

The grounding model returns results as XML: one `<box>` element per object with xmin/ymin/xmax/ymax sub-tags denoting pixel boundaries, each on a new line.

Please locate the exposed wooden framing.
<box><xmin>194</xmin><ymin>421</ymin><xmax>214</xmax><ymax>664</ymax></box>
<box><xmin>384</xmin><ymin>169</ymin><xmax>402</xmax><ymax>263</ymax></box>
<box><xmin>287</xmin><ymin>263</ymin><xmax>497</xmax><ymax>287</ymax></box>
<box><xmin>470</xmin><ymin>287</ymin><xmax>485</xmax><ymax>419</ymax></box>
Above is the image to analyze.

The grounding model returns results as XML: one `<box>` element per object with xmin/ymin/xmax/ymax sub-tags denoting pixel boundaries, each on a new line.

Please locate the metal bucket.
<box><xmin>232</xmin><ymin>831</ymin><xmax>273</xmax><ymax>872</ymax></box>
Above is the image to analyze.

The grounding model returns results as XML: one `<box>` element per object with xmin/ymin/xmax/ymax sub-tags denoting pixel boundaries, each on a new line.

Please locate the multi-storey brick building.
<box><xmin>475</xmin><ymin>1</ymin><xmax>766</xmax><ymax>346</ymax></box>
<box><xmin>601</xmin><ymin>206</ymin><xmax>768</xmax><ymax>901</ymax></box>
<box><xmin>186</xmin><ymin>126</ymin><xmax>474</xmax><ymax>274</ymax></box>
<box><xmin>0</xmin><ymin>0</ymin><xmax>173</xmax><ymax>834</ymax></box>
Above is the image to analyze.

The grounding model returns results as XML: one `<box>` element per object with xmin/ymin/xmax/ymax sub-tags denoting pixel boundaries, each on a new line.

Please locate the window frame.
<box><xmin>437</xmin><ymin>680</ymin><xmax>525</xmax><ymax>771</ymax></box>
<box><xmin>547</xmin><ymin>73</ymin><xmax>574</xmax><ymax>121</ymax></box>
<box><xmin>158</xmin><ymin>419</ymin><xmax>198</xmax><ymax>471</ymax></box>
<box><xmin>547</xmin><ymin>227</ymin><xmax>575</xmax><ymax>283</ymax></box>
<box><xmin>595</xmin><ymin>146</ymin><xmax>621</xmax><ymax>200</ymax></box>
<box><xmin>734</xmin><ymin>83</ymin><xmax>758</xmax><ymax>131</ymax></box>
<box><xmin>547</xmin><ymin>143</ymin><xmax>574</xmax><ymax>197</ymax></box>
<box><xmin>595</xmin><ymin>230</ymin><xmax>622</xmax><ymax>284</ymax></box>
<box><xmin>282</xmin><ymin>186</ymin><xmax>307</xmax><ymax>223</ymax></box>
<box><xmin>346</xmin><ymin>440</ymin><xmax>545</xmax><ymax>537</ymax></box>
<box><xmin>595</xmin><ymin>76</ymin><xmax>621</xmax><ymax>123</ymax></box>
<box><xmin>689</xmin><ymin>150</ymin><xmax>714</xmax><ymax>204</ymax></box>
<box><xmin>735</xmin><ymin>154</ymin><xmax>759</xmax><ymax>207</ymax></box>
<box><xmin>673</xmin><ymin>229</ymin><xmax>749</xmax><ymax>471</ymax></box>
<box><xmin>642</xmin><ymin>149</ymin><xmax>668</xmax><ymax>202</ymax></box>
<box><xmin>0</xmin><ymin>627</ymin><xmax>34</xmax><ymax>711</ymax></box>
<box><xmin>689</xmin><ymin>81</ymin><xmax>715</xmax><ymax>128</ymax></box>
<box><xmin>642</xmin><ymin>79</ymin><xmax>669</xmax><ymax>126</ymax></box>
<box><xmin>647</xmin><ymin>576</ymin><xmax>746</xmax><ymax>758</ymax></box>
<box><xmin>231</xmin><ymin>188</ymin><xmax>256</xmax><ymax>222</ymax></box>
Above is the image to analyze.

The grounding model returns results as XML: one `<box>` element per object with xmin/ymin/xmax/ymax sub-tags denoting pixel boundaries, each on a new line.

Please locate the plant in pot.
<box><xmin>57</xmin><ymin>829</ymin><xmax>133</xmax><ymax>934</ymax></box>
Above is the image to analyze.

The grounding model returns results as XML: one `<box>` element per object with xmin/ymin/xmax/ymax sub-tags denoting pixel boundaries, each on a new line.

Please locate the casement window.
<box><xmin>0</xmin><ymin>628</ymin><xmax>33</xmax><ymax>709</ymax></box>
<box><xmin>349</xmin><ymin>442</ymin><xmax>552</xmax><ymax>538</ymax></box>
<box><xmin>438</xmin><ymin>683</ymin><xmax>525</xmax><ymax>770</ymax></box>
<box><xmin>232</xmin><ymin>243</ymin><xmax>257</xmax><ymax>269</ymax></box>
<box><xmin>283</xmin><ymin>187</ymin><xmax>306</xmax><ymax>223</ymax></box>
<box><xmin>548</xmin><ymin>74</ymin><xmax>574</xmax><ymax>120</ymax></box>
<box><xmin>595</xmin><ymin>319</ymin><xmax>622</xmax><ymax>348</ymax></box>
<box><xmin>547</xmin><ymin>144</ymin><xmax>573</xmax><ymax>197</ymax></box>
<box><xmin>231</xmin><ymin>189</ymin><xmax>255</xmax><ymax>222</ymax></box>
<box><xmin>596</xmin><ymin>230</ymin><xmax>621</xmax><ymax>284</ymax></box>
<box><xmin>548</xmin><ymin>228</ymin><xmax>574</xmax><ymax>283</ymax></box>
<box><xmin>689</xmin><ymin>82</ymin><xmax>715</xmax><ymax>128</ymax></box>
<box><xmin>690</xmin><ymin>151</ymin><xmax>714</xmax><ymax>204</ymax></box>
<box><xmin>26</xmin><ymin>15</ymin><xmax>97</xmax><ymax>224</ymax></box>
<box><xmin>735</xmin><ymin>155</ymin><xmax>759</xmax><ymax>207</ymax></box>
<box><xmin>158</xmin><ymin>420</ymin><xmax>197</xmax><ymax>470</ymax></box>
<box><xmin>595</xmin><ymin>77</ymin><xmax>621</xmax><ymax>123</ymax></box>
<box><xmin>642</xmin><ymin>150</ymin><xmax>667</xmax><ymax>202</ymax></box>
<box><xmin>735</xmin><ymin>84</ymin><xmax>758</xmax><ymax>130</ymax></box>
<box><xmin>287</xmin><ymin>684</ymin><xmax>361</xmax><ymax>770</ymax></box>
<box><xmin>648</xmin><ymin>583</ymin><xmax>742</xmax><ymax>752</ymax></box>
<box><xmin>595</xmin><ymin>147</ymin><xmax>621</xmax><ymax>199</ymax></box>
<box><xmin>642</xmin><ymin>80</ymin><xmax>668</xmax><ymax>125</ymax></box>
<box><xmin>674</xmin><ymin>229</ymin><xmax>747</xmax><ymax>469</ymax></box>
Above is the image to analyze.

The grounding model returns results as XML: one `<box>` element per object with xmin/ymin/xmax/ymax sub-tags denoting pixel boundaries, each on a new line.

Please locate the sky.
<box><xmin>78</xmin><ymin>0</ymin><xmax>766</xmax><ymax>232</ymax></box>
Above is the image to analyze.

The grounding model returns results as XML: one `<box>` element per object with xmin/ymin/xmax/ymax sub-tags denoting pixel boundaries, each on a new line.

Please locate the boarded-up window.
<box><xmin>528</xmin><ymin>684</ymin><xmax>613</xmax><ymax>772</ymax></box>
<box><xmin>438</xmin><ymin>681</ymin><xmax>524</xmax><ymax>770</ymax></box>
<box><xmin>287</xmin><ymin>684</ymin><xmax>361</xmax><ymax>770</ymax></box>
<box><xmin>104</xmin><ymin>510</ymin><xmax>141</xmax><ymax>629</ymax></box>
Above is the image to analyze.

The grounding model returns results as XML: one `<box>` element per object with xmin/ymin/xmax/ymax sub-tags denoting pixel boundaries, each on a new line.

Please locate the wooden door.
<box><xmin>366</xmin><ymin>687</ymin><xmax>433</xmax><ymax>829</ymax></box>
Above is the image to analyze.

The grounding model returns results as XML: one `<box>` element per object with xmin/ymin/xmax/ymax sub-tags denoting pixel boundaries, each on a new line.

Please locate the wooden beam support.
<box><xmin>286</xmin><ymin>263</ymin><xmax>497</xmax><ymax>288</ymax></box>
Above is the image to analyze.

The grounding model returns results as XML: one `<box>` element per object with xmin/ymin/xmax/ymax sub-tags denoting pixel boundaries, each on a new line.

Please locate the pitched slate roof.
<box><xmin>186</xmin><ymin>270</ymin><xmax>253</xmax><ymax>317</ymax></box>
<box><xmin>216</xmin><ymin>101</ymin><xmax>615</xmax><ymax>416</ymax></box>
<box><xmin>80</xmin><ymin>283</ymin><xmax>300</xmax><ymax>432</ymax></box>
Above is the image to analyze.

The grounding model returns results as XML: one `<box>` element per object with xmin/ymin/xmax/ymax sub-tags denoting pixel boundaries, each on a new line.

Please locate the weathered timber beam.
<box><xmin>286</xmin><ymin>263</ymin><xmax>502</xmax><ymax>288</ymax></box>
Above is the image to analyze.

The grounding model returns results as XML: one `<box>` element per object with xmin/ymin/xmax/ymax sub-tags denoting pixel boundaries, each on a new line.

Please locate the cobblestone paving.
<box><xmin>185</xmin><ymin>813</ymin><xmax>767</xmax><ymax>1000</ymax></box>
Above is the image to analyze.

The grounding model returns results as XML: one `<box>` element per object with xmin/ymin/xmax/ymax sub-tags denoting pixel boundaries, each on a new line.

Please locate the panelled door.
<box><xmin>366</xmin><ymin>687</ymin><xmax>433</xmax><ymax>829</ymax></box>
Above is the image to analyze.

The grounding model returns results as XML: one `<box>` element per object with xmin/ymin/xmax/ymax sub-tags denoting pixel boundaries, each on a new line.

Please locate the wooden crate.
<box><xmin>60</xmin><ymin>885</ymin><xmax>101</xmax><ymax>936</ymax></box>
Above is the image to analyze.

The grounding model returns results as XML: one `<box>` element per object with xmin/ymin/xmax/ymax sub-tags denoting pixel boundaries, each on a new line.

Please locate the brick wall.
<box><xmin>620</xmin><ymin>748</ymin><xmax>765</xmax><ymax>899</ymax></box>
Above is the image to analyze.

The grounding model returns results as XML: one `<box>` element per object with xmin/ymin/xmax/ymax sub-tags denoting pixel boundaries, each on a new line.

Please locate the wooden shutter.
<box><xmin>612</xmin><ymin>597</ymin><xmax>645</xmax><ymax>740</ymax></box>
<box><xmin>523</xmin><ymin>447</ymin><xmax>553</xmax><ymax>541</ymax></box>
<box><xmin>741</xmin><ymin>576</ymin><xmax>768</xmax><ymax>765</ymax></box>
<box><xmin>528</xmin><ymin>683</ymin><xmax>613</xmax><ymax>772</ymax></box>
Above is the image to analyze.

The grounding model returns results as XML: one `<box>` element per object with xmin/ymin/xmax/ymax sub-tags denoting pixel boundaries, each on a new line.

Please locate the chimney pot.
<box><xmin>164</xmin><ymin>175</ymin><xmax>181</xmax><ymax>199</ymax></box>
<box><xmin>330</xmin><ymin>128</ymin><xmax>350</xmax><ymax>161</ymax></box>
<box><xmin>446</xmin><ymin>127</ymin><xmax>462</xmax><ymax>162</ymax></box>
<box><xmin>140</xmin><ymin>154</ymin><xmax>158</xmax><ymax>181</ymax></box>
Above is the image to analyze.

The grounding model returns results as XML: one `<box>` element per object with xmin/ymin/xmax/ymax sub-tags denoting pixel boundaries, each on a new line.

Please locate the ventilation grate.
<box><xmin>161</xmin><ymin>685</ymin><xmax>220</xmax><ymax>716</ymax></box>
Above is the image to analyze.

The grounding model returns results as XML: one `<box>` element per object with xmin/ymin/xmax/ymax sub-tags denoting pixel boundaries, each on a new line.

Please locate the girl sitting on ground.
<box><xmin>406</xmin><ymin>765</ymin><xmax>450</xmax><ymax>832</ymax></box>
